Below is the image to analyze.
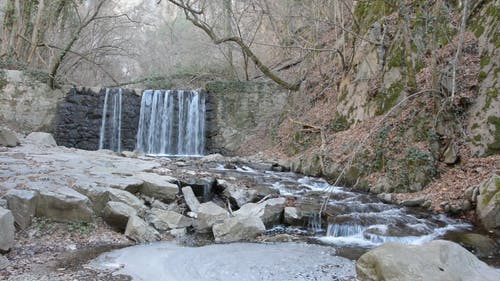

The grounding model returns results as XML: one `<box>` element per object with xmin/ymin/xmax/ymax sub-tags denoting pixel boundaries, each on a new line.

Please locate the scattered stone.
<box><xmin>220</xmin><ymin>179</ymin><xmax>258</xmax><ymax>208</ymax></box>
<box><xmin>36</xmin><ymin>187</ymin><xmax>93</xmax><ymax>222</ymax></box>
<box><xmin>107</xmin><ymin>188</ymin><xmax>144</xmax><ymax>210</ymax></box>
<box><xmin>454</xmin><ymin>233</ymin><xmax>498</xmax><ymax>258</ymax></box>
<box><xmin>462</xmin><ymin>200</ymin><xmax>472</xmax><ymax>211</ymax></box>
<box><xmin>197</xmin><ymin>202</ymin><xmax>229</xmax><ymax>232</ymax></box>
<box><xmin>0</xmin><ymin>199</ymin><xmax>7</xmax><ymax>209</ymax></box>
<box><xmin>442</xmin><ymin>143</ymin><xmax>459</xmax><ymax>164</ymax></box>
<box><xmin>464</xmin><ymin>186</ymin><xmax>475</xmax><ymax>202</ymax></box>
<box><xmin>377</xmin><ymin>193</ymin><xmax>393</xmax><ymax>204</ymax></box>
<box><xmin>182</xmin><ymin>186</ymin><xmax>201</xmax><ymax>212</ymax></box>
<box><xmin>169</xmin><ymin>228</ymin><xmax>187</xmax><ymax>238</ymax></box>
<box><xmin>213</xmin><ymin>216</ymin><xmax>266</xmax><ymax>243</ymax></box>
<box><xmin>476</xmin><ymin>176</ymin><xmax>500</xmax><ymax>234</ymax></box>
<box><xmin>125</xmin><ymin>215</ymin><xmax>160</xmax><ymax>243</ymax></box>
<box><xmin>284</xmin><ymin>207</ymin><xmax>303</xmax><ymax>225</ymax></box>
<box><xmin>103</xmin><ymin>201</ymin><xmax>137</xmax><ymax>232</ymax></box>
<box><xmin>0</xmin><ymin>208</ymin><xmax>15</xmax><ymax>252</ymax></box>
<box><xmin>0</xmin><ymin>255</ymin><xmax>10</xmax><ymax>270</ymax></box>
<box><xmin>5</xmin><ymin>189</ymin><xmax>38</xmax><ymax>230</ymax></box>
<box><xmin>147</xmin><ymin>208</ymin><xmax>193</xmax><ymax>231</ymax></box>
<box><xmin>135</xmin><ymin>172</ymin><xmax>179</xmax><ymax>203</ymax></box>
<box><xmin>25</xmin><ymin>132</ymin><xmax>57</xmax><ymax>147</ymax></box>
<box><xmin>422</xmin><ymin>200</ymin><xmax>432</xmax><ymax>209</ymax></box>
<box><xmin>234</xmin><ymin>197</ymin><xmax>286</xmax><ymax>227</ymax></box>
<box><xmin>400</xmin><ymin>196</ymin><xmax>426</xmax><ymax>207</ymax></box>
<box><xmin>151</xmin><ymin>199</ymin><xmax>169</xmax><ymax>210</ymax></box>
<box><xmin>121</xmin><ymin>151</ymin><xmax>137</xmax><ymax>158</ymax></box>
<box><xmin>0</xmin><ymin>127</ymin><xmax>20</xmax><ymax>147</ymax></box>
<box><xmin>356</xmin><ymin>240</ymin><xmax>500</xmax><ymax>281</ymax></box>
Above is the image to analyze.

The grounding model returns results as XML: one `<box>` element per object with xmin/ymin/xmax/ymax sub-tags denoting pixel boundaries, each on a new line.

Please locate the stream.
<box><xmin>89</xmin><ymin>159</ymin><xmax>494</xmax><ymax>280</ymax></box>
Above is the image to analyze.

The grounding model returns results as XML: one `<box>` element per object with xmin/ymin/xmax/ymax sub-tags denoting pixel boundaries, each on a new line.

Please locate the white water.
<box><xmin>98</xmin><ymin>88</ymin><xmax>122</xmax><ymax>152</ymax></box>
<box><xmin>136</xmin><ymin>90</ymin><xmax>205</xmax><ymax>156</ymax></box>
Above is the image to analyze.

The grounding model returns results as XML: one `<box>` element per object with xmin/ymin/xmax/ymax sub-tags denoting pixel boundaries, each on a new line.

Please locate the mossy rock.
<box><xmin>476</xmin><ymin>176</ymin><xmax>500</xmax><ymax>234</ymax></box>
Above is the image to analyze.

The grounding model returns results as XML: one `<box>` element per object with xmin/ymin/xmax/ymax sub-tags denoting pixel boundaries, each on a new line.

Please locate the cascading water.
<box><xmin>98</xmin><ymin>88</ymin><xmax>122</xmax><ymax>152</ymax></box>
<box><xmin>136</xmin><ymin>89</ymin><xmax>205</xmax><ymax>156</ymax></box>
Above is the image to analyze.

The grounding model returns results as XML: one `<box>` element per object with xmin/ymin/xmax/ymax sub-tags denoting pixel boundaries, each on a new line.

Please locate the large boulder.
<box><xmin>5</xmin><ymin>189</ymin><xmax>38</xmax><ymax>230</ymax></box>
<box><xmin>212</xmin><ymin>216</ymin><xmax>265</xmax><ymax>243</ymax></box>
<box><xmin>234</xmin><ymin>197</ymin><xmax>285</xmax><ymax>227</ymax></box>
<box><xmin>356</xmin><ymin>240</ymin><xmax>500</xmax><ymax>281</ymax></box>
<box><xmin>0</xmin><ymin>127</ymin><xmax>19</xmax><ymax>147</ymax></box>
<box><xmin>25</xmin><ymin>132</ymin><xmax>57</xmax><ymax>147</ymax></box>
<box><xmin>72</xmin><ymin>181</ymin><xmax>110</xmax><ymax>214</ymax></box>
<box><xmin>103</xmin><ymin>201</ymin><xmax>137</xmax><ymax>232</ymax></box>
<box><xmin>476</xmin><ymin>176</ymin><xmax>500</xmax><ymax>234</ymax></box>
<box><xmin>106</xmin><ymin>188</ymin><xmax>144</xmax><ymax>210</ymax></box>
<box><xmin>146</xmin><ymin>208</ymin><xmax>193</xmax><ymax>231</ymax></box>
<box><xmin>36</xmin><ymin>187</ymin><xmax>93</xmax><ymax>222</ymax></box>
<box><xmin>197</xmin><ymin>202</ymin><xmax>229</xmax><ymax>232</ymax></box>
<box><xmin>0</xmin><ymin>207</ymin><xmax>15</xmax><ymax>252</ymax></box>
<box><xmin>220</xmin><ymin>179</ymin><xmax>258</xmax><ymax>208</ymax></box>
<box><xmin>181</xmin><ymin>186</ymin><xmax>201</xmax><ymax>212</ymax></box>
<box><xmin>135</xmin><ymin>172</ymin><xmax>179</xmax><ymax>203</ymax></box>
<box><xmin>124</xmin><ymin>215</ymin><xmax>160</xmax><ymax>243</ymax></box>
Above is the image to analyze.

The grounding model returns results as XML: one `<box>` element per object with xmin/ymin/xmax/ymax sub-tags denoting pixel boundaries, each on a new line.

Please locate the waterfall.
<box><xmin>136</xmin><ymin>89</ymin><xmax>205</xmax><ymax>156</ymax></box>
<box><xmin>98</xmin><ymin>88</ymin><xmax>122</xmax><ymax>152</ymax></box>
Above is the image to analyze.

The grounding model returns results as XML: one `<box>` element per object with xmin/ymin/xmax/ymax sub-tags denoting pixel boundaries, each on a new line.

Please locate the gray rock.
<box><xmin>454</xmin><ymin>233</ymin><xmax>498</xmax><ymax>258</ymax></box>
<box><xmin>213</xmin><ymin>216</ymin><xmax>266</xmax><ymax>243</ymax></box>
<box><xmin>103</xmin><ymin>201</ymin><xmax>137</xmax><ymax>232</ymax></box>
<box><xmin>400</xmin><ymin>196</ymin><xmax>426</xmax><ymax>207</ymax></box>
<box><xmin>169</xmin><ymin>228</ymin><xmax>187</xmax><ymax>238</ymax></box>
<box><xmin>0</xmin><ymin>199</ymin><xmax>7</xmax><ymax>209</ymax></box>
<box><xmin>147</xmin><ymin>208</ymin><xmax>193</xmax><ymax>231</ymax></box>
<box><xmin>125</xmin><ymin>215</ymin><xmax>160</xmax><ymax>243</ymax></box>
<box><xmin>135</xmin><ymin>172</ymin><xmax>179</xmax><ymax>203</ymax></box>
<box><xmin>284</xmin><ymin>207</ymin><xmax>303</xmax><ymax>225</ymax></box>
<box><xmin>476</xmin><ymin>176</ymin><xmax>499</xmax><ymax>234</ymax></box>
<box><xmin>25</xmin><ymin>132</ymin><xmax>57</xmax><ymax>147</ymax></box>
<box><xmin>36</xmin><ymin>187</ymin><xmax>93</xmax><ymax>222</ymax></box>
<box><xmin>72</xmin><ymin>181</ymin><xmax>110</xmax><ymax>214</ymax></box>
<box><xmin>6</xmin><ymin>189</ymin><xmax>38</xmax><ymax>230</ymax></box>
<box><xmin>377</xmin><ymin>193</ymin><xmax>393</xmax><ymax>204</ymax></box>
<box><xmin>197</xmin><ymin>202</ymin><xmax>229</xmax><ymax>232</ymax></box>
<box><xmin>0</xmin><ymin>254</ymin><xmax>10</xmax><ymax>270</ymax></box>
<box><xmin>0</xmin><ymin>127</ymin><xmax>20</xmax><ymax>147</ymax></box>
<box><xmin>464</xmin><ymin>186</ymin><xmax>475</xmax><ymax>202</ymax></box>
<box><xmin>356</xmin><ymin>240</ymin><xmax>500</xmax><ymax>281</ymax></box>
<box><xmin>182</xmin><ymin>186</ymin><xmax>201</xmax><ymax>212</ymax></box>
<box><xmin>443</xmin><ymin>143</ymin><xmax>459</xmax><ymax>164</ymax></box>
<box><xmin>107</xmin><ymin>188</ymin><xmax>144</xmax><ymax>210</ymax></box>
<box><xmin>199</xmin><ymin>153</ymin><xmax>225</xmax><ymax>162</ymax></box>
<box><xmin>121</xmin><ymin>151</ymin><xmax>138</xmax><ymax>158</ymax></box>
<box><xmin>234</xmin><ymin>197</ymin><xmax>285</xmax><ymax>227</ymax></box>
<box><xmin>220</xmin><ymin>179</ymin><xmax>258</xmax><ymax>208</ymax></box>
<box><xmin>0</xmin><ymin>208</ymin><xmax>15</xmax><ymax>252</ymax></box>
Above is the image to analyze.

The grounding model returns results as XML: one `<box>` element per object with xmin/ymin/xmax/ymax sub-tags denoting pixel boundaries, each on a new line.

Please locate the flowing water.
<box><xmin>136</xmin><ymin>90</ymin><xmax>205</xmax><ymax>156</ymax></box>
<box><xmin>98</xmin><ymin>88</ymin><xmax>122</xmax><ymax>152</ymax></box>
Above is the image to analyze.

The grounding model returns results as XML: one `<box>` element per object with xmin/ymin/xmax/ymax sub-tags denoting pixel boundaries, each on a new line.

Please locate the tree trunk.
<box><xmin>28</xmin><ymin>0</ymin><xmax>45</xmax><ymax>64</ymax></box>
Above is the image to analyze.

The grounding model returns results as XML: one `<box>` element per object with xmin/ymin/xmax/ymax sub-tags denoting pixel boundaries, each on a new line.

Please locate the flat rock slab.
<box><xmin>135</xmin><ymin>172</ymin><xmax>179</xmax><ymax>203</ymax></box>
<box><xmin>90</xmin><ymin>242</ymin><xmax>355</xmax><ymax>281</ymax></box>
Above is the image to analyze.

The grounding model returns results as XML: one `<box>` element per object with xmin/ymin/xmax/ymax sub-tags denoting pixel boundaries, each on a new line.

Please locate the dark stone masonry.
<box><xmin>54</xmin><ymin>87</ymin><xmax>141</xmax><ymax>151</ymax></box>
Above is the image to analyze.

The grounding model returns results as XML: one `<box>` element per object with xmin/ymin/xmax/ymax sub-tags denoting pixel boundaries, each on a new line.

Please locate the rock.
<box><xmin>0</xmin><ymin>127</ymin><xmax>20</xmax><ymax>147</ymax></box>
<box><xmin>377</xmin><ymin>193</ymin><xmax>393</xmax><ymax>204</ymax></box>
<box><xmin>180</xmin><ymin>177</ymin><xmax>215</xmax><ymax>201</ymax></box>
<box><xmin>454</xmin><ymin>233</ymin><xmax>498</xmax><ymax>258</ymax></box>
<box><xmin>220</xmin><ymin>179</ymin><xmax>258</xmax><ymax>208</ymax></box>
<box><xmin>72</xmin><ymin>181</ymin><xmax>110</xmax><ymax>214</ymax></box>
<box><xmin>121</xmin><ymin>151</ymin><xmax>137</xmax><ymax>158</ymax></box>
<box><xmin>199</xmin><ymin>153</ymin><xmax>225</xmax><ymax>162</ymax></box>
<box><xmin>476</xmin><ymin>176</ymin><xmax>500</xmax><ymax>234</ymax></box>
<box><xmin>36</xmin><ymin>187</ymin><xmax>93</xmax><ymax>222</ymax></box>
<box><xmin>284</xmin><ymin>207</ymin><xmax>303</xmax><ymax>225</ymax></box>
<box><xmin>464</xmin><ymin>186</ymin><xmax>475</xmax><ymax>202</ymax></box>
<box><xmin>124</xmin><ymin>215</ymin><xmax>160</xmax><ymax>243</ymax></box>
<box><xmin>0</xmin><ymin>208</ymin><xmax>15</xmax><ymax>252</ymax></box>
<box><xmin>356</xmin><ymin>240</ymin><xmax>500</xmax><ymax>281</ymax></box>
<box><xmin>0</xmin><ymin>255</ymin><xmax>10</xmax><ymax>270</ymax></box>
<box><xmin>370</xmin><ymin>177</ymin><xmax>391</xmax><ymax>194</ymax></box>
<box><xmin>169</xmin><ymin>228</ymin><xmax>187</xmax><ymax>238</ymax></box>
<box><xmin>462</xmin><ymin>200</ymin><xmax>472</xmax><ymax>211</ymax></box>
<box><xmin>25</xmin><ymin>132</ymin><xmax>57</xmax><ymax>147</ymax></box>
<box><xmin>442</xmin><ymin>143</ymin><xmax>459</xmax><ymax>164</ymax></box>
<box><xmin>400</xmin><ymin>196</ymin><xmax>426</xmax><ymax>207</ymax></box>
<box><xmin>103</xmin><ymin>201</ymin><xmax>137</xmax><ymax>232</ymax></box>
<box><xmin>5</xmin><ymin>189</ymin><xmax>38</xmax><ymax>230</ymax></box>
<box><xmin>135</xmin><ymin>172</ymin><xmax>179</xmax><ymax>203</ymax></box>
<box><xmin>107</xmin><ymin>188</ymin><xmax>144</xmax><ymax>210</ymax></box>
<box><xmin>213</xmin><ymin>216</ymin><xmax>266</xmax><ymax>243</ymax></box>
<box><xmin>0</xmin><ymin>199</ymin><xmax>7</xmax><ymax>209</ymax></box>
<box><xmin>234</xmin><ymin>197</ymin><xmax>285</xmax><ymax>227</ymax></box>
<box><xmin>182</xmin><ymin>186</ymin><xmax>201</xmax><ymax>212</ymax></box>
<box><xmin>197</xmin><ymin>202</ymin><xmax>229</xmax><ymax>232</ymax></box>
<box><xmin>147</xmin><ymin>208</ymin><xmax>193</xmax><ymax>231</ymax></box>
